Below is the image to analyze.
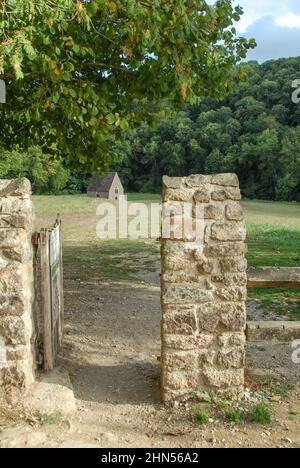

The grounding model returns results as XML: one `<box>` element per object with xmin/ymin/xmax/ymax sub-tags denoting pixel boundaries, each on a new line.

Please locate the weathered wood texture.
<box><xmin>40</xmin><ymin>229</ymin><xmax>52</xmax><ymax>371</ymax></box>
<box><xmin>246</xmin><ymin>321</ymin><xmax>300</xmax><ymax>343</ymax></box>
<box><xmin>247</xmin><ymin>267</ymin><xmax>300</xmax><ymax>289</ymax></box>
<box><xmin>39</xmin><ymin>217</ymin><xmax>64</xmax><ymax>371</ymax></box>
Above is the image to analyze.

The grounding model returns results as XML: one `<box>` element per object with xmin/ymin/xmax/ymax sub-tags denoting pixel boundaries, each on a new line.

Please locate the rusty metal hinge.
<box><xmin>32</xmin><ymin>232</ymin><xmax>40</xmax><ymax>246</ymax></box>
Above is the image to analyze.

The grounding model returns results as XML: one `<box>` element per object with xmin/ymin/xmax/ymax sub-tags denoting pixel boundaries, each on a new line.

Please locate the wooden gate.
<box><xmin>39</xmin><ymin>217</ymin><xmax>64</xmax><ymax>371</ymax></box>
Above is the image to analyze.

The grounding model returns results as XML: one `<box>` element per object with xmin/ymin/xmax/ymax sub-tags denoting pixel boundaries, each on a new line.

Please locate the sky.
<box><xmin>233</xmin><ymin>0</ymin><xmax>300</xmax><ymax>62</ymax></box>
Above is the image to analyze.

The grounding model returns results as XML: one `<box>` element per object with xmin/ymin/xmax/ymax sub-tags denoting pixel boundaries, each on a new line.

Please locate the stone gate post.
<box><xmin>161</xmin><ymin>174</ymin><xmax>247</xmax><ymax>404</ymax></box>
<box><xmin>0</xmin><ymin>179</ymin><xmax>35</xmax><ymax>396</ymax></box>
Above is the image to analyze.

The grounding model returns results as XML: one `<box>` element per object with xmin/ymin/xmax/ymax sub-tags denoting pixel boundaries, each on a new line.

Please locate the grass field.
<box><xmin>33</xmin><ymin>194</ymin><xmax>300</xmax><ymax>319</ymax></box>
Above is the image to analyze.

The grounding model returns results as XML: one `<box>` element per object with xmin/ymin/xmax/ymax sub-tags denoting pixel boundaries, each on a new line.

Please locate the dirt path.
<box><xmin>1</xmin><ymin>262</ymin><xmax>300</xmax><ymax>447</ymax></box>
<box><xmin>24</xmin><ymin>275</ymin><xmax>299</xmax><ymax>448</ymax></box>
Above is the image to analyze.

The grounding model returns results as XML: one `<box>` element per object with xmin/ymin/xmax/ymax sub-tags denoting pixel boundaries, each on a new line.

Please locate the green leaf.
<box><xmin>120</xmin><ymin>119</ymin><xmax>129</xmax><ymax>130</ymax></box>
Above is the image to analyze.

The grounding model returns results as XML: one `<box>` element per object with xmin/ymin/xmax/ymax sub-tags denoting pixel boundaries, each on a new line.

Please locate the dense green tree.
<box><xmin>111</xmin><ymin>56</ymin><xmax>300</xmax><ymax>200</ymax></box>
<box><xmin>0</xmin><ymin>146</ymin><xmax>69</xmax><ymax>193</ymax></box>
<box><xmin>277</xmin><ymin>127</ymin><xmax>300</xmax><ymax>201</ymax></box>
<box><xmin>0</xmin><ymin>0</ymin><xmax>255</xmax><ymax>169</ymax></box>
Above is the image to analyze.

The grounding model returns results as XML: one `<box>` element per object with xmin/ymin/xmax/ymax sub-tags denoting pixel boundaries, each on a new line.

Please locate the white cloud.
<box><xmin>241</xmin><ymin>15</ymin><xmax>300</xmax><ymax>62</ymax></box>
<box><xmin>233</xmin><ymin>0</ymin><xmax>300</xmax><ymax>32</ymax></box>
<box><xmin>275</xmin><ymin>12</ymin><xmax>300</xmax><ymax>28</ymax></box>
<box><xmin>233</xmin><ymin>0</ymin><xmax>281</xmax><ymax>32</ymax></box>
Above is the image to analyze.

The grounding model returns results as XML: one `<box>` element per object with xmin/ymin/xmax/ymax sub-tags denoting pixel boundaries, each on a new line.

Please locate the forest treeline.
<box><xmin>112</xmin><ymin>57</ymin><xmax>300</xmax><ymax>201</ymax></box>
<box><xmin>1</xmin><ymin>57</ymin><xmax>300</xmax><ymax>200</ymax></box>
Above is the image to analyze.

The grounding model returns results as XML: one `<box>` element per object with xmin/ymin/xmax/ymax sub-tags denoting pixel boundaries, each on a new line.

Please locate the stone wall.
<box><xmin>0</xmin><ymin>179</ymin><xmax>36</xmax><ymax>396</ymax></box>
<box><xmin>161</xmin><ymin>174</ymin><xmax>247</xmax><ymax>404</ymax></box>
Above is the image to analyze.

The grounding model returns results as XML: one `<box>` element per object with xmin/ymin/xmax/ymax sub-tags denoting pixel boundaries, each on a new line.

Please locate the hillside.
<box><xmin>113</xmin><ymin>57</ymin><xmax>300</xmax><ymax>201</ymax></box>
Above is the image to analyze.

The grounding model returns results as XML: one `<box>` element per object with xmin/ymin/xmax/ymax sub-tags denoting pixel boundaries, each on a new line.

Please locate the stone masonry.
<box><xmin>161</xmin><ymin>174</ymin><xmax>247</xmax><ymax>403</ymax></box>
<box><xmin>0</xmin><ymin>179</ymin><xmax>35</xmax><ymax>397</ymax></box>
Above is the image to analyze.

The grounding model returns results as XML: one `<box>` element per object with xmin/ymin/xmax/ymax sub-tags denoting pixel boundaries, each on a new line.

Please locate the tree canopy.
<box><xmin>111</xmin><ymin>57</ymin><xmax>300</xmax><ymax>201</ymax></box>
<box><xmin>0</xmin><ymin>0</ymin><xmax>255</xmax><ymax>169</ymax></box>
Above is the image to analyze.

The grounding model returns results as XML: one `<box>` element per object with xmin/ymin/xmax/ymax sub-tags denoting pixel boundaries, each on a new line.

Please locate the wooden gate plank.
<box><xmin>58</xmin><ymin>217</ymin><xmax>64</xmax><ymax>347</ymax></box>
<box><xmin>247</xmin><ymin>267</ymin><xmax>300</xmax><ymax>289</ymax></box>
<box><xmin>40</xmin><ymin>229</ymin><xmax>53</xmax><ymax>371</ymax></box>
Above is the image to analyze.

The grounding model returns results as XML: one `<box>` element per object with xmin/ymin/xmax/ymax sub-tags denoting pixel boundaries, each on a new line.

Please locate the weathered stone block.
<box><xmin>163</xmin><ymin>351</ymin><xmax>198</xmax><ymax>371</ymax></box>
<box><xmin>163</xmin><ymin>334</ymin><xmax>215</xmax><ymax>351</ymax></box>
<box><xmin>218</xmin><ymin>332</ymin><xmax>246</xmax><ymax>349</ymax></box>
<box><xmin>0</xmin><ymin>316</ymin><xmax>31</xmax><ymax>346</ymax></box>
<box><xmin>0</xmin><ymin>264</ymin><xmax>31</xmax><ymax>295</ymax></box>
<box><xmin>162</xmin><ymin>176</ymin><xmax>184</xmax><ymax>190</ymax></box>
<box><xmin>211</xmin><ymin>188</ymin><xmax>241</xmax><ymax>201</ymax></box>
<box><xmin>219</xmin><ymin>257</ymin><xmax>247</xmax><ymax>273</ymax></box>
<box><xmin>162</xmin><ymin>240</ymin><xmax>194</xmax><ymax>255</ymax></box>
<box><xmin>204</xmin><ymin>242</ymin><xmax>247</xmax><ymax>258</ymax></box>
<box><xmin>164</xmin><ymin>188</ymin><xmax>193</xmax><ymax>202</ymax></box>
<box><xmin>162</xmin><ymin>284</ymin><xmax>214</xmax><ymax>305</ymax></box>
<box><xmin>162</xmin><ymin>271</ymin><xmax>201</xmax><ymax>284</ymax></box>
<box><xmin>6</xmin><ymin>346</ymin><xmax>30</xmax><ymax>361</ymax></box>
<box><xmin>0</xmin><ymin>178</ymin><xmax>31</xmax><ymax>197</ymax></box>
<box><xmin>193</xmin><ymin>186</ymin><xmax>211</xmax><ymax>203</ymax></box>
<box><xmin>215</xmin><ymin>286</ymin><xmax>247</xmax><ymax>302</ymax></box>
<box><xmin>202</xmin><ymin>367</ymin><xmax>244</xmax><ymax>388</ymax></box>
<box><xmin>0</xmin><ymin>229</ymin><xmax>30</xmax><ymax>249</ymax></box>
<box><xmin>198</xmin><ymin>350</ymin><xmax>216</xmax><ymax>366</ymax></box>
<box><xmin>162</xmin><ymin>253</ymin><xmax>192</xmax><ymax>272</ymax></box>
<box><xmin>163</xmin><ymin>371</ymin><xmax>199</xmax><ymax>391</ymax></box>
<box><xmin>210</xmin><ymin>223</ymin><xmax>246</xmax><ymax>242</ymax></box>
<box><xmin>226</xmin><ymin>202</ymin><xmax>244</xmax><ymax>221</ymax></box>
<box><xmin>211</xmin><ymin>173</ymin><xmax>239</xmax><ymax>187</ymax></box>
<box><xmin>0</xmin><ymin>253</ymin><xmax>9</xmax><ymax>271</ymax></box>
<box><xmin>0</xmin><ymin>214</ymin><xmax>28</xmax><ymax>229</ymax></box>
<box><xmin>204</xmin><ymin>205</ymin><xmax>223</xmax><ymax>220</ymax></box>
<box><xmin>162</xmin><ymin>308</ymin><xmax>197</xmax><ymax>335</ymax></box>
<box><xmin>211</xmin><ymin>273</ymin><xmax>247</xmax><ymax>287</ymax></box>
<box><xmin>185</xmin><ymin>175</ymin><xmax>212</xmax><ymax>187</ymax></box>
<box><xmin>217</xmin><ymin>348</ymin><xmax>245</xmax><ymax>369</ymax></box>
<box><xmin>0</xmin><ymin>247</ymin><xmax>32</xmax><ymax>264</ymax></box>
<box><xmin>197</xmin><ymin>303</ymin><xmax>246</xmax><ymax>333</ymax></box>
<box><xmin>0</xmin><ymin>197</ymin><xmax>32</xmax><ymax>215</ymax></box>
<box><xmin>0</xmin><ymin>295</ymin><xmax>27</xmax><ymax>317</ymax></box>
<box><xmin>0</xmin><ymin>359</ymin><xmax>34</xmax><ymax>389</ymax></box>
<box><xmin>193</xmin><ymin>252</ymin><xmax>214</xmax><ymax>274</ymax></box>
<box><xmin>162</xmin><ymin>207</ymin><xmax>202</xmax><ymax>242</ymax></box>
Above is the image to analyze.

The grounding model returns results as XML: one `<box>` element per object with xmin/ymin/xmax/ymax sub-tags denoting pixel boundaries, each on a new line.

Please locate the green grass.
<box><xmin>248</xmin><ymin>289</ymin><xmax>300</xmax><ymax>320</ymax></box>
<box><xmin>32</xmin><ymin>195</ymin><xmax>300</xmax><ymax>313</ymax></box>
<box><xmin>242</xmin><ymin>200</ymin><xmax>300</xmax><ymax>232</ymax></box>
<box><xmin>63</xmin><ymin>241</ymin><xmax>159</xmax><ymax>282</ymax></box>
<box><xmin>33</xmin><ymin>194</ymin><xmax>161</xmax><ymax>282</ymax></box>
<box><xmin>33</xmin><ymin>193</ymin><xmax>160</xmax><ymax>218</ymax></box>
<box><xmin>246</xmin><ymin>221</ymin><xmax>300</xmax><ymax>319</ymax></box>
<box><xmin>249</xmin><ymin>403</ymin><xmax>271</xmax><ymax>424</ymax></box>
<box><xmin>195</xmin><ymin>409</ymin><xmax>210</xmax><ymax>425</ymax></box>
<box><xmin>212</xmin><ymin>398</ymin><xmax>229</xmax><ymax>411</ymax></box>
<box><xmin>127</xmin><ymin>192</ymin><xmax>161</xmax><ymax>201</ymax></box>
<box><xmin>244</xmin><ymin>202</ymin><xmax>300</xmax><ymax>318</ymax></box>
<box><xmin>225</xmin><ymin>408</ymin><xmax>245</xmax><ymax>422</ymax></box>
<box><xmin>34</xmin><ymin>412</ymin><xmax>62</xmax><ymax>426</ymax></box>
<box><xmin>246</xmin><ymin>223</ymin><xmax>300</xmax><ymax>267</ymax></box>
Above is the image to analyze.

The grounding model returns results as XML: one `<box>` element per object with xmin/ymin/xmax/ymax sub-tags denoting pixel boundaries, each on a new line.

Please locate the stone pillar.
<box><xmin>161</xmin><ymin>174</ymin><xmax>247</xmax><ymax>404</ymax></box>
<box><xmin>0</xmin><ymin>179</ymin><xmax>35</xmax><ymax>396</ymax></box>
